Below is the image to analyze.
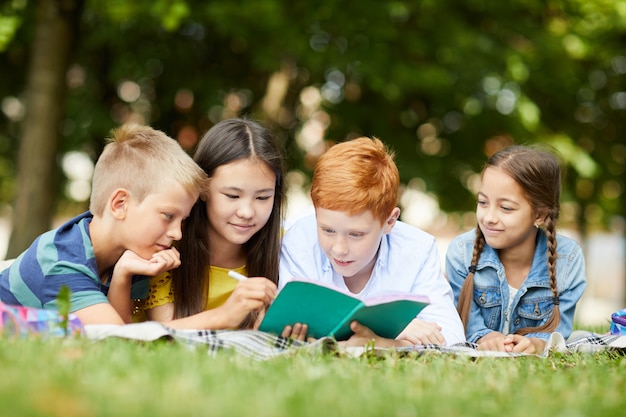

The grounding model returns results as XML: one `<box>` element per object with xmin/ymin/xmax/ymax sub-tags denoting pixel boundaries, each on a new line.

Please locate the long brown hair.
<box><xmin>171</xmin><ymin>118</ymin><xmax>285</xmax><ymax>320</ymax></box>
<box><xmin>457</xmin><ymin>145</ymin><xmax>561</xmax><ymax>336</ymax></box>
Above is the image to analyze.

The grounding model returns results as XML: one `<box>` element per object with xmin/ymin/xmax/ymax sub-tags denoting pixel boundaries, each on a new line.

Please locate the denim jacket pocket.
<box><xmin>515</xmin><ymin>297</ymin><xmax>554</xmax><ymax>329</ymax></box>
<box><xmin>473</xmin><ymin>286</ymin><xmax>502</xmax><ymax>330</ymax></box>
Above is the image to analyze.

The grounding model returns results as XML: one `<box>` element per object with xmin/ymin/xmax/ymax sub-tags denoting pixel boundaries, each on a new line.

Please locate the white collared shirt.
<box><xmin>279</xmin><ymin>213</ymin><xmax>466</xmax><ymax>345</ymax></box>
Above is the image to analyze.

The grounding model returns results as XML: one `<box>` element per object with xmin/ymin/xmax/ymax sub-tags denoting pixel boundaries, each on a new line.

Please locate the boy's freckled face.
<box><xmin>315</xmin><ymin>208</ymin><xmax>387</xmax><ymax>285</ymax></box>
<box><xmin>123</xmin><ymin>182</ymin><xmax>198</xmax><ymax>259</ymax></box>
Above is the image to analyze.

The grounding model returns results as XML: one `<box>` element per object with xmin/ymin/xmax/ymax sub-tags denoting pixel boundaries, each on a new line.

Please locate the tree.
<box><xmin>1</xmin><ymin>0</ymin><xmax>624</xmax><ymax>257</ymax></box>
<box><xmin>6</xmin><ymin>0</ymin><xmax>84</xmax><ymax>258</ymax></box>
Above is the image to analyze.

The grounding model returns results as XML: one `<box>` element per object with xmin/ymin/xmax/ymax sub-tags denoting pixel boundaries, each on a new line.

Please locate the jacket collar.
<box><xmin>477</xmin><ymin>230</ymin><xmax>551</xmax><ymax>287</ymax></box>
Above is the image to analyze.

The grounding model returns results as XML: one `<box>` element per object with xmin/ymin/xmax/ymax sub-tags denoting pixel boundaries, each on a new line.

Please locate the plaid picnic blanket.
<box><xmin>2</xmin><ymin>300</ymin><xmax>623</xmax><ymax>360</ymax></box>
<box><xmin>82</xmin><ymin>321</ymin><xmax>626</xmax><ymax>360</ymax></box>
<box><xmin>84</xmin><ymin>322</ymin><xmax>337</xmax><ymax>360</ymax></box>
<box><xmin>346</xmin><ymin>330</ymin><xmax>626</xmax><ymax>358</ymax></box>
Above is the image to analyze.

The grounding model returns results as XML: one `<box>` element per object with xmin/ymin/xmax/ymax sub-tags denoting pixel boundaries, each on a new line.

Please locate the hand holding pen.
<box><xmin>221</xmin><ymin>270</ymin><xmax>277</xmax><ymax>329</ymax></box>
<box><xmin>228</xmin><ymin>270</ymin><xmax>249</xmax><ymax>281</ymax></box>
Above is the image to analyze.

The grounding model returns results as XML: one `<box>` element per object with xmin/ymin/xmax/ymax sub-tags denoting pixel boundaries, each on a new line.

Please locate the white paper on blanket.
<box><xmin>83</xmin><ymin>321</ymin><xmax>337</xmax><ymax>360</ymax></box>
<box><xmin>84</xmin><ymin>321</ymin><xmax>174</xmax><ymax>341</ymax></box>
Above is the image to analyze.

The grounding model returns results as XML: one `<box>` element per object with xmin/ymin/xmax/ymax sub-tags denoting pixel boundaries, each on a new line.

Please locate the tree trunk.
<box><xmin>6</xmin><ymin>0</ymin><xmax>84</xmax><ymax>258</ymax></box>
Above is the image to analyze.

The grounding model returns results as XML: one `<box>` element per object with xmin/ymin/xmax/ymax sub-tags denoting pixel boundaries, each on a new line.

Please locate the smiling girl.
<box><xmin>139</xmin><ymin>118</ymin><xmax>285</xmax><ymax>329</ymax></box>
<box><xmin>446</xmin><ymin>145</ymin><xmax>587</xmax><ymax>354</ymax></box>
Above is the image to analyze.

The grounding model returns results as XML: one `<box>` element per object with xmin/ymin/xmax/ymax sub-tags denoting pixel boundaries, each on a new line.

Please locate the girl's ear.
<box><xmin>108</xmin><ymin>189</ymin><xmax>130</xmax><ymax>220</ymax></box>
<box><xmin>534</xmin><ymin>209</ymin><xmax>549</xmax><ymax>228</ymax></box>
<box><xmin>384</xmin><ymin>207</ymin><xmax>401</xmax><ymax>233</ymax></box>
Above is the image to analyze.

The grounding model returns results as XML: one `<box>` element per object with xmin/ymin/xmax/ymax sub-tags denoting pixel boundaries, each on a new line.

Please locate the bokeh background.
<box><xmin>1</xmin><ymin>0</ymin><xmax>624</xmax><ymax>326</ymax></box>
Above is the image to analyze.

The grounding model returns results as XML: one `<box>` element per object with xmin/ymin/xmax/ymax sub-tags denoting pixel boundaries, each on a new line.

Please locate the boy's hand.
<box><xmin>340</xmin><ymin>321</ymin><xmax>412</xmax><ymax>348</ymax></box>
<box><xmin>115</xmin><ymin>247</ymin><xmax>181</xmax><ymax>279</ymax></box>
<box><xmin>108</xmin><ymin>248</ymin><xmax>180</xmax><ymax>324</ymax></box>
<box><xmin>395</xmin><ymin>318</ymin><xmax>445</xmax><ymax>345</ymax></box>
<box><xmin>280</xmin><ymin>323</ymin><xmax>309</xmax><ymax>341</ymax></box>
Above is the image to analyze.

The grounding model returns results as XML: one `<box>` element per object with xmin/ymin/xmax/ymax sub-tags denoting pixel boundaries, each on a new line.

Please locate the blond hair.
<box><xmin>89</xmin><ymin>123</ymin><xmax>207</xmax><ymax>215</ymax></box>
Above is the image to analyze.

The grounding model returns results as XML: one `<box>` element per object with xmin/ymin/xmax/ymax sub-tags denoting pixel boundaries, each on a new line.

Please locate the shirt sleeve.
<box><xmin>412</xmin><ymin>238</ymin><xmax>466</xmax><ymax>345</ymax></box>
<box><xmin>22</xmin><ymin>257</ymin><xmax>108</xmax><ymax>313</ymax></box>
<box><xmin>279</xmin><ymin>215</ymin><xmax>322</xmax><ymax>290</ymax></box>
<box><xmin>45</xmin><ymin>270</ymin><xmax>108</xmax><ymax>313</ymax></box>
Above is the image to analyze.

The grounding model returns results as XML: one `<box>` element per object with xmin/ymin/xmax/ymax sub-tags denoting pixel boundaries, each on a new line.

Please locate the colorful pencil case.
<box><xmin>609</xmin><ymin>308</ymin><xmax>626</xmax><ymax>336</ymax></box>
<box><xmin>0</xmin><ymin>301</ymin><xmax>84</xmax><ymax>338</ymax></box>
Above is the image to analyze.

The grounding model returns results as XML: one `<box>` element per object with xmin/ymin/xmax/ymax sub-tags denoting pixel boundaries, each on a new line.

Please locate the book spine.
<box><xmin>328</xmin><ymin>303</ymin><xmax>363</xmax><ymax>338</ymax></box>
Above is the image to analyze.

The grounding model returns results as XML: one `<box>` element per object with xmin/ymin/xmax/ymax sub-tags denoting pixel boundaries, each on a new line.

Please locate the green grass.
<box><xmin>1</xmin><ymin>334</ymin><xmax>624</xmax><ymax>417</ymax></box>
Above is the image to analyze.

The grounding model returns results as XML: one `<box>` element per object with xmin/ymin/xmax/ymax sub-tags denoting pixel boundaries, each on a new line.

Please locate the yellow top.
<box><xmin>134</xmin><ymin>265</ymin><xmax>244</xmax><ymax>320</ymax></box>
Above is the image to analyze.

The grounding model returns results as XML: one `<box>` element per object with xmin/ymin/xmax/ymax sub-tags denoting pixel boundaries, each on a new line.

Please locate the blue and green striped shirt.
<box><xmin>0</xmin><ymin>211</ymin><xmax>149</xmax><ymax>313</ymax></box>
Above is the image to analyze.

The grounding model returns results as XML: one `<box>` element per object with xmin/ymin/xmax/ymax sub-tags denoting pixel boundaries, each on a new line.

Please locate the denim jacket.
<box><xmin>445</xmin><ymin>228</ymin><xmax>587</xmax><ymax>343</ymax></box>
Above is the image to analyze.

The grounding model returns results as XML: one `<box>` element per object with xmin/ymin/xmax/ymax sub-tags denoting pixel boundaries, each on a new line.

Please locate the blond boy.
<box><xmin>0</xmin><ymin>124</ymin><xmax>206</xmax><ymax>325</ymax></box>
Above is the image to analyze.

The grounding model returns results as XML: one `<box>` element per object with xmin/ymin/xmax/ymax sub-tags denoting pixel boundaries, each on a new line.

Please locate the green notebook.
<box><xmin>258</xmin><ymin>279</ymin><xmax>430</xmax><ymax>340</ymax></box>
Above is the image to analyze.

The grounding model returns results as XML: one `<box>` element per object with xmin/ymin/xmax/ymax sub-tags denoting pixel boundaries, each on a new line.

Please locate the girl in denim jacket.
<box><xmin>446</xmin><ymin>145</ymin><xmax>587</xmax><ymax>354</ymax></box>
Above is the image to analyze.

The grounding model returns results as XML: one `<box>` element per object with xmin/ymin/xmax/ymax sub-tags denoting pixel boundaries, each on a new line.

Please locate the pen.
<box><xmin>228</xmin><ymin>270</ymin><xmax>248</xmax><ymax>281</ymax></box>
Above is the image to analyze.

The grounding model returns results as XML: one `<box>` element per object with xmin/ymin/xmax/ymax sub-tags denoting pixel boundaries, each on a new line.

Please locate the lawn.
<box><xmin>1</xmin><ymin>333</ymin><xmax>624</xmax><ymax>417</ymax></box>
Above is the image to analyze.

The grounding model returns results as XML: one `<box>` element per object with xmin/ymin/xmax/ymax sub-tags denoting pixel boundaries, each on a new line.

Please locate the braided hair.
<box><xmin>457</xmin><ymin>145</ymin><xmax>562</xmax><ymax>335</ymax></box>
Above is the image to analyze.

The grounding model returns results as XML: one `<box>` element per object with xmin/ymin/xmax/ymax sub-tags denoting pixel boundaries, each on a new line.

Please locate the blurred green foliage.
<box><xmin>0</xmin><ymin>0</ymin><xmax>624</xmax><ymax>232</ymax></box>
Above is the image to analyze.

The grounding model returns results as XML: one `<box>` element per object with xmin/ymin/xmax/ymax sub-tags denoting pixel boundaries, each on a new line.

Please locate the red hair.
<box><xmin>311</xmin><ymin>137</ymin><xmax>399</xmax><ymax>224</ymax></box>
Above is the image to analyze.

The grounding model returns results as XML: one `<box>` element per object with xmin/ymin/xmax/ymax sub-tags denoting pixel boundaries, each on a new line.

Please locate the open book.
<box><xmin>258</xmin><ymin>279</ymin><xmax>430</xmax><ymax>340</ymax></box>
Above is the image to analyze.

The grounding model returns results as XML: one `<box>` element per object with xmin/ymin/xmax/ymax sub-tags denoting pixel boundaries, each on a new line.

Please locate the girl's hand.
<box><xmin>396</xmin><ymin>318</ymin><xmax>445</xmax><ymax>345</ymax></box>
<box><xmin>252</xmin><ymin>308</ymin><xmax>266</xmax><ymax>329</ymax></box>
<box><xmin>503</xmin><ymin>334</ymin><xmax>546</xmax><ymax>354</ymax></box>
<box><xmin>219</xmin><ymin>278</ymin><xmax>277</xmax><ymax>328</ymax></box>
<box><xmin>476</xmin><ymin>331</ymin><xmax>510</xmax><ymax>352</ymax></box>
